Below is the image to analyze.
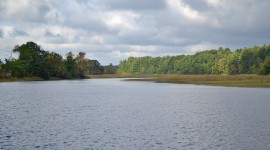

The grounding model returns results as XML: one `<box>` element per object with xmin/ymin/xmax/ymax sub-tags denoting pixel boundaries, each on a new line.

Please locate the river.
<box><xmin>1</xmin><ymin>79</ymin><xmax>270</xmax><ymax>149</ymax></box>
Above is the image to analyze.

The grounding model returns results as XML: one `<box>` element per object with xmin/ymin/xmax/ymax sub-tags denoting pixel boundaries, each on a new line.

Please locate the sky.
<box><xmin>0</xmin><ymin>0</ymin><xmax>270</xmax><ymax>65</ymax></box>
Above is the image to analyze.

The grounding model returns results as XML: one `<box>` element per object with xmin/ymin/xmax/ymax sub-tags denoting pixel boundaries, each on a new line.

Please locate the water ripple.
<box><xmin>1</xmin><ymin>79</ymin><xmax>270</xmax><ymax>149</ymax></box>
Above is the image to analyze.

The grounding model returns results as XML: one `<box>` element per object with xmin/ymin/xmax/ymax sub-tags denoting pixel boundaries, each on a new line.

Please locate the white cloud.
<box><xmin>90</xmin><ymin>35</ymin><xmax>105</xmax><ymax>44</ymax></box>
<box><xmin>167</xmin><ymin>0</ymin><xmax>207</xmax><ymax>23</ymax></box>
<box><xmin>166</xmin><ymin>0</ymin><xmax>220</xmax><ymax>28</ymax></box>
<box><xmin>103</xmin><ymin>11</ymin><xmax>140</xmax><ymax>34</ymax></box>
<box><xmin>0</xmin><ymin>26</ymin><xmax>14</xmax><ymax>37</ymax></box>
<box><xmin>0</xmin><ymin>0</ymin><xmax>270</xmax><ymax>64</ymax></box>
<box><xmin>205</xmin><ymin>0</ymin><xmax>220</xmax><ymax>7</ymax></box>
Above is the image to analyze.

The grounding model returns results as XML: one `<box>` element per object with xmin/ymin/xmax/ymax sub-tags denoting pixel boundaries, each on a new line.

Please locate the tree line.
<box><xmin>1</xmin><ymin>42</ymin><xmax>270</xmax><ymax>78</ymax></box>
<box><xmin>118</xmin><ymin>45</ymin><xmax>270</xmax><ymax>75</ymax></box>
<box><xmin>0</xmin><ymin>41</ymin><xmax>104</xmax><ymax>79</ymax></box>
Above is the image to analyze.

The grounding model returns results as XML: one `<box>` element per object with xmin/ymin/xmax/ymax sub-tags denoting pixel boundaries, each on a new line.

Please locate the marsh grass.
<box><xmin>87</xmin><ymin>74</ymin><xmax>157</xmax><ymax>78</ymax></box>
<box><xmin>152</xmin><ymin>74</ymin><xmax>270</xmax><ymax>87</ymax></box>
<box><xmin>89</xmin><ymin>74</ymin><xmax>270</xmax><ymax>88</ymax></box>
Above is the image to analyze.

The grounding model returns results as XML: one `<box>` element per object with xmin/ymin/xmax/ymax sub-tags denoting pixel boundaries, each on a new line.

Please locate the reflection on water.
<box><xmin>1</xmin><ymin>79</ymin><xmax>270</xmax><ymax>149</ymax></box>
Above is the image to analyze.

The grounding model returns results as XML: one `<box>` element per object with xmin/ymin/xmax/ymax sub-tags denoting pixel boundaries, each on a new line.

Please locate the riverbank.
<box><xmin>0</xmin><ymin>77</ymin><xmax>44</xmax><ymax>82</ymax></box>
<box><xmin>2</xmin><ymin>74</ymin><xmax>270</xmax><ymax>88</ymax></box>
<box><xmin>88</xmin><ymin>74</ymin><xmax>270</xmax><ymax>88</ymax></box>
<box><xmin>0</xmin><ymin>76</ymin><xmax>92</xmax><ymax>83</ymax></box>
<box><xmin>0</xmin><ymin>77</ymin><xmax>71</xmax><ymax>82</ymax></box>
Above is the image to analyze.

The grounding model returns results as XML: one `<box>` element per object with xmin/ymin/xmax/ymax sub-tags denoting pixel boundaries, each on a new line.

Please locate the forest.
<box><xmin>0</xmin><ymin>41</ymin><xmax>104</xmax><ymax>79</ymax></box>
<box><xmin>1</xmin><ymin>42</ymin><xmax>270</xmax><ymax>81</ymax></box>
<box><xmin>118</xmin><ymin>45</ymin><xmax>270</xmax><ymax>75</ymax></box>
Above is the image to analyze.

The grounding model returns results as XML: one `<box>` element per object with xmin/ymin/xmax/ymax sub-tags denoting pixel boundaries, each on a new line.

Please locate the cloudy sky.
<box><xmin>0</xmin><ymin>0</ymin><xmax>270</xmax><ymax>65</ymax></box>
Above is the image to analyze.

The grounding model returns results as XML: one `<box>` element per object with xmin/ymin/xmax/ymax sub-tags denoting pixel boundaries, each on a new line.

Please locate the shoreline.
<box><xmin>0</xmin><ymin>77</ymin><xmax>45</xmax><ymax>83</ymax></box>
<box><xmin>88</xmin><ymin>74</ymin><xmax>270</xmax><ymax>88</ymax></box>
<box><xmin>1</xmin><ymin>74</ymin><xmax>270</xmax><ymax>88</ymax></box>
<box><xmin>0</xmin><ymin>76</ymin><xmax>90</xmax><ymax>83</ymax></box>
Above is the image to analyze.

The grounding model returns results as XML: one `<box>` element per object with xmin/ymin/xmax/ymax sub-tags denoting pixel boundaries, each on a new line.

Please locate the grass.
<box><xmin>152</xmin><ymin>74</ymin><xmax>270</xmax><ymax>88</ymax></box>
<box><xmin>88</xmin><ymin>74</ymin><xmax>270</xmax><ymax>88</ymax></box>
<box><xmin>87</xmin><ymin>74</ymin><xmax>158</xmax><ymax>78</ymax></box>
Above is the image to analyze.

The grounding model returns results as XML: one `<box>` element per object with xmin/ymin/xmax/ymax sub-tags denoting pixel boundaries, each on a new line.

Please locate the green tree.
<box><xmin>4</xmin><ymin>59</ymin><xmax>25</xmax><ymax>77</ymax></box>
<box><xmin>239</xmin><ymin>48</ymin><xmax>260</xmax><ymax>74</ymax></box>
<box><xmin>13</xmin><ymin>41</ymin><xmax>48</xmax><ymax>78</ymax></box>
<box><xmin>0</xmin><ymin>60</ymin><xmax>3</xmax><ymax>78</ymax></box>
<box><xmin>88</xmin><ymin>60</ymin><xmax>104</xmax><ymax>74</ymax></box>
<box><xmin>118</xmin><ymin>59</ymin><xmax>132</xmax><ymax>74</ymax></box>
<box><xmin>227</xmin><ymin>53</ymin><xmax>240</xmax><ymax>75</ymax></box>
<box><xmin>105</xmin><ymin>63</ymin><xmax>117</xmax><ymax>74</ymax></box>
<box><xmin>47</xmin><ymin>52</ymin><xmax>66</xmax><ymax>78</ymax></box>
<box><xmin>259</xmin><ymin>56</ymin><xmax>270</xmax><ymax>75</ymax></box>
<box><xmin>158</xmin><ymin>56</ymin><xmax>170</xmax><ymax>74</ymax></box>
<box><xmin>64</xmin><ymin>52</ymin><xmax>79</xmax><ymax>78</ymax></box>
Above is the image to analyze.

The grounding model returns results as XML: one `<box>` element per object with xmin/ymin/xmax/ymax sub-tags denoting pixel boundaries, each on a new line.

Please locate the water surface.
<box><xmin>1</xmin><ymin>79</ymin><xmax>270</xmax><ymax>149</ymax></box>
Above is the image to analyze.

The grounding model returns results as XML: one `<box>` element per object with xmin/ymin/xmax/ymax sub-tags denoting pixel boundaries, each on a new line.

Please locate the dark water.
<box><xmin>1</xmin><ymin>79</ymin><xmax>270</xmax><ymax>150</ymax></box>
